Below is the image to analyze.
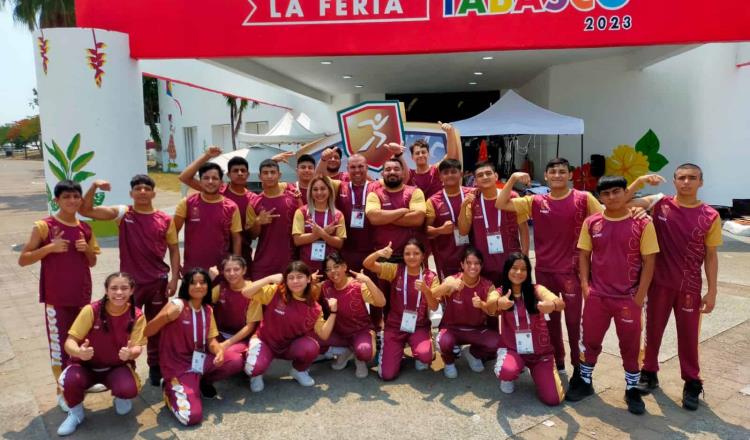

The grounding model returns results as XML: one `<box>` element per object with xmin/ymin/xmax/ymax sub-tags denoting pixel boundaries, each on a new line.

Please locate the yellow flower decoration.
<box><xmin>605</xmin><ymin>145</ymin><xmax>650</xmax><ymax>185</ymax></box>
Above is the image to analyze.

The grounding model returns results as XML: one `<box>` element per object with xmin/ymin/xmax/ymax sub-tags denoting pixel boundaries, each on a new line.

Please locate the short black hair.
<box><xmin>409</xmin><ymin>139</ymin><xmax>430</xmax><ymax>154</ymax></box>
<box><xmin>297</xmin><ymin>154</ymin><xmax>316</xmax><ymax>167</ymax></box>
<box><xmin>438</xmin><ymin>158</ymin><xmax>462</xmax><ymax>173</ymax></box>
<box><xmin>674</xmin><ymin>163</ymin><xmax>703</xmax><ymax>180</ymax></box>
<box><xmin>462</xmin><ymin>246</ymin><xmax>484</xmax><ymax>265</ymax></box>
<box><xmin>54</xmin><ymin>180</ymin><xmax>82</xmax><ymax>198</ymax></box>
<box><xmin>383</xmin><ymin>157</ymin><xmax>403</xmax><ymax>169</ymax></box>
<box><xmin>198</xmin><ymin>162</ymin><xmax>224</xmax><ymax>179</ymax></box>
<box><xmin>330</xmin><ymin>148</ymin><xmax>343</xmax><ymax>159</ymax></box>
<box><xmin>474</xmin><ymin>161</ymin><xmax>496</xmax><ymax>173</ymax></box>
<box><xmin>130</xmin><ymin>174</ymin><xmax>155</xmax><ymax>189</ymax></box>
<box><xmin>596</xmin><ymin>175</ymin><xmax>627</xmax><ymax>193</ymax></box>
<box><xmin>546</xmin><ymin>158</ymin><xmax>571</xmax><ymax>172</ymax></box>
<box><xmin>227</xmin><ymin>157</ymin><xmax>249</xmax><ymax>172</ymax></box>
<box><xmin>259</xmin><ymin>158</ymin><xmax>279</xmax><ymax>173</ymax></box>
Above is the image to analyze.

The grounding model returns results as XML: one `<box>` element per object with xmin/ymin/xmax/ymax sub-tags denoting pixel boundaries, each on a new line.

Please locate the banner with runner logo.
<box><xmin>75</xmin><ymin>0</ymin><xmax>750</xmax><ymax>58</ymax></box>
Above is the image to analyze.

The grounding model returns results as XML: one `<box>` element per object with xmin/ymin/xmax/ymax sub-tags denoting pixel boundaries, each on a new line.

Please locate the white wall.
<box><xmin>519</xmin><ymin>43</ymin><xmax>750</xmax><ymax>205</ymax></box>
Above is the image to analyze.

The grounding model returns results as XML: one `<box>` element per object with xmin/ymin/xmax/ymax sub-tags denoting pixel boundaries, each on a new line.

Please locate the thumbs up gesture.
<box><xmin>118</xmin><ymin>340</ymin><xmax>132</xmax><ymax>361</ymax></box>
<box><xmin>377</xmin><ymin>241</ymin><xmax>393</xmax><ymax>259</ymax></box>
<box><xmin>74</xmin><ymin>231</ymin><xmax>88</xmax><ymax>252</ymax></box>
<box><xmin>537</xmin><ymin>300</ymin><xmax>555</xmax><ymax>314</ymax></box>
<box><xmin>78</xmin><ymin>339</ymin><xmax>94</xmax><ymax>361</ymax></box>
<box><xmin>49</xmin><ymin>229</ymin><xmax>69</xmax><ymax>253</ymax></box>
<box><xmin>471</xmin><ymin>292</ymin><xmax>484</xmax><ymax>309</ymax></box>
<box><xmin>497</xmin><ymin>289</ymin><xmax>514</xmax><ymax>311</ymax></box>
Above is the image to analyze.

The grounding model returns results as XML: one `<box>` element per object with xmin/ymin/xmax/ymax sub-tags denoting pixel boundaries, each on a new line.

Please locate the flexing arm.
<box><xmin>626</xmin><ymin>174</ymin><xmax>666</xmax><ymax>208</ymax></box>
<box><xmin>441</xmin><ymin>122</ymin><xmax>461</xmax><ymax>161</ymax></box>
<box><xmin>178</xmin><ymin>145</ymin><xmax>223</xmax><ymax>191</ymax></box>
<box><xmin>241</xmin><ymin>274</ymin><xmax>283</xmax><ymax>299</ymax></box>
<box><xmin>79</xmin><ymin>180</ymin><xmax>121</xmax><ymax>220</ymax></box>
<box><xmin>362</xmin><ymin>243</ymin><xmax>393</xmax><ymax>276</ymax></box>
<box><xmin>495</xmin><ymin>172</ymin><xmax>528</xmax><ymax>211</ymax></box>
<box><xmin>144</xmin><ymin>299</ymin><xmax>182</xmax><ymax>338</ymax></box>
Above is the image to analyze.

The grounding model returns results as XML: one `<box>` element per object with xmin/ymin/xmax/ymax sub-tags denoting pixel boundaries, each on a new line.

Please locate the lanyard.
<box><xmin>403</xmin><ymin>268</ymin><xmax>423</xmax><ymax>309</ymax></box>
<box><xmin>442</xmin><ymin>189</ymin><xmax>464</xmax><ymax>223</ymax></box>
<box><xmin>480</xmin><ymin>189</ymin><xmax>502</xmax><ymax>231</ymax></box>
<box><xmin>513</xmin><ymin>299</ymin><xmax>531</xmax><ymax>330</ymax></box>
<box><xmin>192</xmin><ymin>307</ymin><xmax>206</xmax><ymax>350</ymax></box>
<box><xmin>350</xmin><ymin>181</ymin><xmax>368</xmax><ymax>208</ymax></box>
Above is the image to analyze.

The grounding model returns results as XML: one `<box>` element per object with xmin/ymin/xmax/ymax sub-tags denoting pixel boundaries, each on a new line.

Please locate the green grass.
<box><xmin>148</xmin><ymin>171</ymin><xmax>183</xmax><ymax>193</ymax></box>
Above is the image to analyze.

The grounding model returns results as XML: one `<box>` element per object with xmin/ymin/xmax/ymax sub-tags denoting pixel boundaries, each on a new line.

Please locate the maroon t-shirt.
<box><xmin>76</xmin><ymin>301</ymin><xmax>143</xmax><ymax>369</ymax></box>
<box><xmin>499</xmin><ymin>288</ymin><xmax>553</xmax><ymax>356</ymax></box>
<box><xmin>119</xmin><ymin>207</ymin><xmax>172</xmax><ymax>285</ymax></box>
<box><xmin>530</xmin><ymin>190</ymin><xmax>589</xmax><ymax>274</ymax></box>
<box><xmin>385</xmin><ymin>265</ymin><xmax>437</xmax><ymax>331</ymax></box>
<box><xmin>255</xmin><ymin>288</ymin><xmax>322</xmax><ymax>354</ymax></box>
<box><xmin>428</xmin><ymin>187</ymin><xmax>474</xmax><ymax>279</ymax></box>
<box><xmin>213</xmin><ymin>283</ymin><xmax>251</xmax><ymax>336</ymax></box>
<box><xmin>159</xmin><ymin>301</ymin><xmax>214</xmax><ymax>380</ymax></box>
<box><xmin>182</xmin><ymin>194</ymin><xmax>239</xmax><ymax>272</ymax></box>
<box><xmin>409</xmin><ymin>166</ymin><xmax>442</xmax><ymax>199</ymax></box>
<box><xmin>295</xmin><ymin>205</ymin><xmax>344</xmax><ymax>272</ymax></box>
<box><xmin>321</xmin><ymin>279</ymin><xmax>373</xmax><ymax>336</ymax></box>
<box><xmin>336</xmin><ymin>180</ymin><xmax>381</xmax><ymax>257</ymax></box>
<box><xmin>651</xmin><ymin>196</ymin><xmax>719</xmax><ymax>295</ymax></box>
<box><xmin>440</xmin><ymin>274</ymin><xmax>494</xmax><ymax>329</ymax></box>
<box><xmin>221</xmin><ymin>184</ymin><xmax>258</xmax><ymax>267</ymax></box>
<box><xmin>249</xmin><ymin>190</ymin><xmax>300</xmax><ymax>279</ymax></box>
<box><xmin>468</xmin><ymin>192</ymin><xmax>522</xmax><ymax>280</ymax></box>
<box><xmin>37</xmin><ymin>216</ymin><xmax>94</xmax><ymax>307</ymax></box>
<box><xmin>371</xmin><ymin>184</ymin><xmax>419</xmax><ymax>257</ymax></box>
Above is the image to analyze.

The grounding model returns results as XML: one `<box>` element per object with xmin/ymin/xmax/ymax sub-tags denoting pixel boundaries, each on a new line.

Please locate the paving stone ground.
<box><xmin>1</xmin><ymin>159</ymin><xmax>748</xmax><ymax>439</ymax></box>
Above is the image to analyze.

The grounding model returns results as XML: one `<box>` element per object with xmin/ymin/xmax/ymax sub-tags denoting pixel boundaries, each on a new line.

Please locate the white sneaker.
<box><xmin>113</xmin><ymin>397</ymin><xmax>132</xmax><ymax>415</ymax></box>
<box><xmin>500</xmin><ymin>380</ymin><xmax>515</xmax><ymax>394</ymax></box>
<box><xmin>415</xmin><ymin>360</ymin><xmax>429</xmax><ymax>371</ymax></box>
<box><xmin>290</xmin><ymin>368</ymin><xmax>315</xmax><ymax>387</ymax></box>
<box><xmin>57</xmin><ymin>394</ymin><xmax>70</xmax><ymax>413</ymax></box>
<box><xmin>331</xmin><ymin>349</ymin><xmax>353</xmax><ymax>371</ymax></box>
<box><xmin>463</xmin><ymin>347</ymin><xmax>485</xmax><ymax>373</ymax></box>
<box><xmin>443</xmin><ymin>363</ymin><xmax>458</xmax><ymax>379</ymax></box>
<box><xmin>57</xmin><ymin>403</ymin><xmax>84</xmax><ymax>436</ymax></box>
<box><xmin>250</xmin><ymin>375</ymin><xmax>264</xmax><ymax>392</ymax></box>
<box><xmin>86</xmin><ymin>383</ymin><xmax>108</xmax><ymax>393</ymax></box>
<box><xmin>354</xmin><ymin>360</ymin><xmax>368</xmax><ymax>379</ymax></box>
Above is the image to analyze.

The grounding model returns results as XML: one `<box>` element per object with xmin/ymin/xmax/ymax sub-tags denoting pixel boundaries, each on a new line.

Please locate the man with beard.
<box><xmin>174</xmin><ymin>162</ymin><xmax>242</xmax><ymax>272</ymax></box>
<box><xmin>458</xmin><ymin>161</ymin><xmax>529</xmax><ymax>283</ymax></box>
<box><xmin>365</xmin><ymin>158</ymin><xmax>426</xmax><ymax>259</ymax></box>
<box><xmin>318</xmin><ymin>147</ymin><xmax>348</xmax><ymax>182</ymax></box>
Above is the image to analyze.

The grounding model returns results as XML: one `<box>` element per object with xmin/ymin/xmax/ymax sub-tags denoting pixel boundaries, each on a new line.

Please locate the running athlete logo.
<box><xmin>591</xmin><ymin>221</ymin><xmax>604</xmax><ymax>237</ymax></box>
<box><xmin>190</xmin><ymin>205</ymin><xmax>200</xmax><ymax>222</ymax></box>
<box><xmin>658</xmin><ymin>203</ymin><xmax>670</xmax><ymax>222</ymax></box>
<box><xmin>540</xmin><ymin>198</ymin><xmax>551</xmax><ymax>214</ymax></box>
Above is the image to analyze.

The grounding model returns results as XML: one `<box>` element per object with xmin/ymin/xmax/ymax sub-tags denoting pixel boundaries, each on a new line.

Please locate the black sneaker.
<box><xmin>149</xmin><ymin>365</ymin><xmax>162</xmax><ymax>387</ymax></box>
<box><xmin>556</xmin><ymin>362</ymin><xmax>566</xmax><ymax>373</ymax></box>
<box><xmin>200</xmin><ymin>380</ymin><xmax>217</xmax><ymax>399</ymax></box>
<box><xmin>682</xmin><ymin>380</ymin><xmax>703</xmax><ymax>411</ymax></box>
<box><xmin>565</xmin><ymin>374</ymin><xmax>594</xmax><ymax>402</ymax></box>
<box><xmin>625</xmin><ymin>387</ymin><xmax>646</xmax><ymax>415</ymax></box>
<box><xmin>635</xmin><ymin>370</ymin><xmax>659</xmax><ymax>394</ymax></box>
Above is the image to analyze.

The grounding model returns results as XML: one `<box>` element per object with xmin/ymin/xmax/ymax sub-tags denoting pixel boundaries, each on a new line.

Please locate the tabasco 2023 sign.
<box><xmin>75</xmin><ymin>0</ymin><xmax>750</xmax><ymax>58</ymax></box>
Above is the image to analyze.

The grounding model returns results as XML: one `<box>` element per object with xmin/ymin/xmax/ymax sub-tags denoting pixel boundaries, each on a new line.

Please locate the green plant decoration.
<box><xmin>634</xmin><ymin>129</ymin><xmax>669</xmax><ymax>172</ymax></box>
<box><xmin>44</xmin><ymin>133</ymin><xmax>103</xmax><ymax>212</ymax></box>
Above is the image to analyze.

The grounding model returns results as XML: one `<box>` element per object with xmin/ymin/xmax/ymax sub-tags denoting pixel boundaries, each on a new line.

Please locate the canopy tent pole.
<box><xmin>556</xmin><ymin>135</ymin><xmax>560</xmax><ymax>157</ymax></box>
<box><xmin>580</xmin><ymin>134</ymin><xmax>584</xmax><ymax>167</ymax></box>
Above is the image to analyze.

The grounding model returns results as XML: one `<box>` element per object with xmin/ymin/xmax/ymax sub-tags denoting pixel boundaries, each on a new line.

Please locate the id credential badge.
<box><xmin>513</xmin><ymin>305</ymin><xmax>534</xmax><ymax>354</ymax></box>
<box><xmin>189</xmin><ymin>308</ymin><xmax>207</xmax><ymax>373</ymax></box>
<box><xmin>443</xmin><ymin>189</ymin><xmax>470</xmax><ymax>246</ymax></box>
<box><xmin>454</xmin><ymin>229</ymin><xmax>470</xmax><ymax>246</ymax></box>
<box><xmin>400</xmin><ymin>310</ymin><xmax>418</xmax><ymax>333</ymax></box>
<box><xmin>350</xmin><ymin>182</ymin><xmax>368</xmax><ymax>229</ymax></box>
<box><xmin>311</xmin><ymin>241</ymin><xmax>327</xmax><ymax>261</ymax></box>
<box><xmin>481</xmin><ymin>190</ymin><xmax>503</xmax><ymax>255</ymax></box>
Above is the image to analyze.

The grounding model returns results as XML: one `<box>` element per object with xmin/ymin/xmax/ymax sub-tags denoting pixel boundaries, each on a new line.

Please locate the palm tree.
<box><xmin>225</xmin><ymin>95</ymin><xmax>249</xmax><ymax>151</ymax></box>
<box><xmin>0</xmin><ymin>0</ymin><xmax>76</xmax><ymax>30</ymax></box>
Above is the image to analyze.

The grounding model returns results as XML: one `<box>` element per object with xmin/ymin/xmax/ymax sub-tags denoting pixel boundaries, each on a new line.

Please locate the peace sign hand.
<box><xmin>349</xmin><ymin>269</ymin><xmax>372</xmax><ymax>284</ymax></box>
<box><xmin>258</xmin><ymin>207</ymin><xmax>280</xmax><ymax>225</ymax></box>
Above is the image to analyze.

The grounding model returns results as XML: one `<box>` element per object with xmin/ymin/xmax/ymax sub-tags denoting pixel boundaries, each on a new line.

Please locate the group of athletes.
<box><xmin>18</xmin><ymin>123</ymin><xmax>722</xmax><ymax>435</ymax></box>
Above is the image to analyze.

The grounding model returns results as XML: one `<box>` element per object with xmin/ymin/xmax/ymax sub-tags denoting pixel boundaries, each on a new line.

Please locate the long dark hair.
<box><xmin>500</xmin><ymin>253</ymin><xmax>538</xmax><ymax>314</ymax></box>
<box><xmin>99</xmin><ymin>272</ymin><xmax>136</xmax><ymax>333</ymax></box>
<box><xmin>280</xmin><ymin>260</ymin><xmax>319</xmax><ymax>305</ymax></box>
<box><xmin>178</xmin><ymin>268</ymin><xmax>213</xmax><ymax>306</ymax></box>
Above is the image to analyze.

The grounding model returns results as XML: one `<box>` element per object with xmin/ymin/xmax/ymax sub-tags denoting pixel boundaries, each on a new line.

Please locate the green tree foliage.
<box><xmin>0</xmin><ymin>0</ymin><xmax>75</xmax><ymax>30</ymax></box>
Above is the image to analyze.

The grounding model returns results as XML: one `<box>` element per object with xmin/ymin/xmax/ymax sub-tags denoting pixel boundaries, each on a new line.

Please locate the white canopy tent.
<box><xmin>237</xmin><ymin>111</ymin><xmax>326</xmax><ymax>145</ymax></box>
<box><xmin>452</xmin><ymin>90</ymin><xmax>585</xmax><ymax>166</ymax></box>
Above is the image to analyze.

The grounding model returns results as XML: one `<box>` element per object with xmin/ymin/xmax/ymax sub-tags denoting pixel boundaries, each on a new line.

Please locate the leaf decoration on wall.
<box><xmin>45</xmin><ymin>184</ymin><xmax>59</xmax><ymax>212</ymax></box>
<box><xmin>38</xmin><ymin>30</ymin><xmax>50</xmax><ymax>75</ymax></box>
<box><xmin>634</xmin><ymin>129</ymin><xmax>669</xmax><ymax>172</ymax></box>
<box><xmin>43</xmin><ymin>133</ymin><xmax>97</xmax><ymax>211</ymax></box>
<box><xmin>87</xmin><ymin>29</ymin><xmax>107</xmax><ymax>88</ymax></box>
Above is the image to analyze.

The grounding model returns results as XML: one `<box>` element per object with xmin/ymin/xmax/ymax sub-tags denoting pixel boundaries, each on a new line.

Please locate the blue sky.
<box><xmin>0</xmin><ymin>8</ymin><xmax>36</xmax><ymax>126</ymax></box>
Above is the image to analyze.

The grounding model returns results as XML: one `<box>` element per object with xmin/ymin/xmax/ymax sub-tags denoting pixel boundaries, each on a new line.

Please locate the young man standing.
<box><xmin>246</xmin><ymin>159</ymin><xmax>302</xmax><ymax>279</ymax></box>
<box><xmin>79</xmin><ymin>175</ymin><xmax>180</xmax><ymax>385</ymax></box>
<box><xmin>286</xmin><ymin>154</ymin><xmax>317</xmax><ymax>198</ymax></box>
<box><xmin>495</xmin><ymin>159</ymin><xmax>602</xmax><ymax>374</ymax></box>
<box><xmin>365</xmin><ymin>157</ymin><xmax>426</xmax><ymax>259</ymax></box>
<box><xmin>403</xmin><ymin>123</ymin><xmax>461</xmax><ymax>199</ymax></box>
<box><xmin>179</xmin><ymin>146</ymin><xmax>257</xmax><ymax>272</ymax></box>
<box><xmin>174</xmin><ymin>162</ymin><xmax>242</xmax><ymax>272</ymax></box>
<box><xmin>629</xmin><ymin>164</ymin><xmax>721</xmax><ymax>410</ymax></box>
<box><xmin>425</xmin><ymin>159</ymin><xmax>474</xmax><ymax>280</ymax></box>
<box><xmin>458</xmin><ymin>161</ymin><xmax>529</xmax><ymax>283</ymax></box>
<box><xmin>335</xmin><ymin>153</ymin><xmax>381</xmax><ymax>272</ymax></box>
<box><xmin>18</xmin><ymin>180</ymin><xmax>100</xmax><ymax>410</ymax></box>
<box><xmin>566</xmin><ymin>176</ymin><xmax>659</xmax><ymax>415</ymax></box>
